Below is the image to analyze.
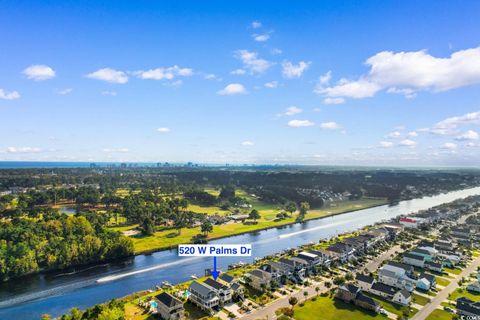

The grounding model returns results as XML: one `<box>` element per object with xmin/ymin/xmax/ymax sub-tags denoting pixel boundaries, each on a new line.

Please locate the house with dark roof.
<box><xmin>378</xmin><ymin>263</ymin><xmax>416</xmax><ymax>292</ymax></box>
<box><xmin>392</xmin><ymin>289</ymin><xmax>411</xmax><ymax>306</ymax></box>
<box><xmin>327</xmin><ymin>242</ymin><xmax>355</xmax><ymax>263</ymax></box>
<box><xmin>416</xmin><ymin>273</ymin><xmax>436</xmax><ymax>291</ymax></box>
<box><xmin>247</xmin><ymin>269</ymin><xmax>273</xmax><ymax>291</ymax></box>
<box><xmin>355</xmin><ymin>292</ymin><xmax>381</xmax><ymax>313</ymax></box>
<box><xmin>369</xmin><ymin>282</ymin><xmax>397</xmax><ymax>299</ymax></box>
<box><xmin>467</xmin><ymin>281</ymin><xmax>480</xmax><ymax>293</ymax></box>
<box><xmin>335</xmin><ymin>284</ymin><xmax>360</xmax><ymax>302</ymax></box>
<box><xmin>403</xmin><ymin>252</ymin><xmax>425</xmax><ymax>268</ymax></box>
<box><xmin>154</xmin><ymin>292</ymin><xmax>184</xmax><ymax>320</ymax></box>
<box><xmin>188</xmin><ymin>281</ymin><xmax>220</xmax><ymax>314</ymax></box>
<box><xmin>204</xmin><ymin>278</ymin><xmax>232</xmax><ymax>304</ymax></box>
<box><xmin>457</xmin><ymin>297</ymin><xmax>480</xmax><ymax>317</ymax></box>
<box><xmin>217</xmin><ymin>273</ymin><xmax>244</xmax><ymax>300</ymax></box>
<box><xmin>425</xmin><ymin>260</ymin><xmax>443</xmax><ymax>273</ymax></box>
<box><xmin>356</xmin><ymin>273</ymin><xmax>375</xmax><ymax>291</ymax></box>
<box><xmin>410</xmin><ymin>248</ymin><xmax>435</xmax><ymax>262</ymax></box>
<box><xmin>309</xmin><ymin>249</ymin><xmax>341</xmax><ymax>266</ymax></box>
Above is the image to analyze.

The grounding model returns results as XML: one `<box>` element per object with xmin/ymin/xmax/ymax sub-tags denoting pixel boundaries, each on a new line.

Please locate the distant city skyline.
<box><xmin>1</xmin><ymin>1</ymin><xmax>480</xmax><ymax>165</ymax></box>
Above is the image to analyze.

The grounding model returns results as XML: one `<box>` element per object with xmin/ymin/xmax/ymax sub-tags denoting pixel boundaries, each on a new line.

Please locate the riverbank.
<box><xmin>124</xmin><ymin>198</ymin><xmax>388</xmax><ymax>254</ymax></box>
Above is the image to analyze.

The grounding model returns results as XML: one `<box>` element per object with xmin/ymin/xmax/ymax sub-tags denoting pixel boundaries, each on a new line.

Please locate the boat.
<box><xmin>190</xmin><ymin>274</ymin><xmax>198</xmax><ymax>279</ymax></box>
<box><xmin>161</xmin><ymin>281</ymin><xmax>172</xmax><ymax>288</ymax></box>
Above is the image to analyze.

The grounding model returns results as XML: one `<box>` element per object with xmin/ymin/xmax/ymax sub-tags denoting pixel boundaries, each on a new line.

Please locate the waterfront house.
<box><xmin>456</xmin><ymin>297</ymin><xmax>480</xmax><ymax>317</ymax></box>
<box><xmin>403</xmin><ymin>252</ymin><xmax>425</xmax><ymax>268</ymax></box>
<box><xmin>188</xmin><ymin>281</ymin><xmax>219</xmax><ymax>314</ymax></box>
<box><xmin>154</xmin><ymin>292</ymin><xmax>185</xmax><ymax>320</ymax></box>
<box><xmin>298</xmin><ymin>251</ymin><xmax>321</xmax><ymax>265</ymax></box>
<box><xmin>203</xmin><ymin>278</ymin><xmax>232</xmax><ymax>305</ymax></box>
<box><xmin>217</xmin><ymin>273</ymin><xmax>245</xmax><ymax>300</ymax></box>
<box><xmin>327</xmin><ymin>242</ymin><xmax>355</xmax><ymax>263</ymax></box>
<box><xmin>392</xmin><ymin>289</ymin><xmax>411</xmax><ymax>306</ymax></box>
<box><xmin>247</xmin><ymin>269</ymin><xmax>273</xmax><ymax>291</ymax></box>
<box><xmin>369</xmin><ymin>282</ymin><xmax>397</xmax><ymax>299</ymax></box>
<box><xmin>356</xmin><ymin>273</ymin><xmax>375</xmax><ymax>291</ymax></box>
<box><xmin>309</xmin><ymin>249</ymin><xmax>341</xmax><ymax>266</ymax></box>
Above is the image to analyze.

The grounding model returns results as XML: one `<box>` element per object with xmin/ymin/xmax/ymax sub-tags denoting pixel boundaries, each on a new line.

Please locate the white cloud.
<box><xmin>253</xmin><ymin>34</ymin><xmax>270</xmax><ymax>42</ymax></box>
<box><xmin>217</xmin><ymin>83</ymin><xmax>247</xmax><ymax>95</ymax></box>
<box><xmin>323</xmin><ymin>97</ymin><xmax>345</xmax><ymax>105</ymax></box>
<box><xmin>56</xmin><ymin>88</ymin><xmax>72</xmax><ymax>95</ymax></box>
<box><xmin>251</xmin><ymin>21</ymin><xmax>262</xmax><ymax>29</ymax></box>
<box><xmin>399</xmin><ymin>139</ymin><xmax>417</xmax><ymax>147</ymax></box>
<box><xmin>86</xmin><ymin>68</ymin><xmax>128</xmax><ymax>84</ymax></box>
<box><xmin>456</xmin><ymin>130</ymin><xmax>479</xmax><ymax>141</ymax></box>
<box><xmin>319</xmin><ymin>122</ymin><xmax>340</xmax><ymax>130</ymax></box>
<box><xmin>204</xmin><ymin>74</ymin><xmax>217</xmax><ymax>80</ymax></box>
<box><xmin>231</xmin><ymin>69</ymin><xmax>246</xmax><ymax>75</ymax></box>
<box><xmin>0</xmin><ymin>89</ymin><xmax>20</xmax><ymax>100</ymax></box>
<box><xmin>315</xmin><ymin>46</ymin><xmax>480</xmax><ymax>101</ymax></box>
<box><xmin>379</xmin><ymin>141</ymin><xmax>394</xmax><ymax>148</ymax></box>
<box><xmin>103</xmin><ymin>148</ymin><xmax>129</xmax><ymax>153</ymax></box>
<box><xmin>241</xmin><ymin>141</ymin><xmax>254</xmax><ymax>146</ymax></box>
<box><xmin>235</xmin><ymin>50</ymin><xmax>272</xmax><ymax>74</ymax></box>
<box><xmin>23</xmin><ymin>64</ymin><xmax>55</xmax><ymax>81</ymax></box>
<box><xmin>102</xmin><ymin>91</ymin><xmax>117</xmax><ymax>96</ymax></box>
<box><xmin>282</xmin><ymin>60</ymin><xmax>311</xmax><ymax>78</ymax></box>
<box><xmin>319</xmin><ymin>71</ymin><xmax>332</xmax><ymax>85</ymax></box>
<box><xmin>135</xmin><ymin>65</ymin><xmax>193</xmax><ymax>80</ymax></box>
<box><xmin>283</xmin><ymin>106</ymin><xmax>303</xmax><ymax>116</ymax></box>
<box><xmin>6</xmin><ymin>147</ymin><xmax>41</xmax><ymax>153</ymax></box>
<box><xmin>387</xmin><ymin>131</ymin><xmax>402</xmax><ymax>139</ymax></box>
<box><xmin>443</xmin><ymin>142</ymin><xmax>457</xmax><ymax>150</ymax></box>
<box><xmin>288</xmin><ymin>119</ymin><xmax>314</xmax><ymax>127</ymax></box>
<box><xmin>407</xmin><ymin>131</ymin><xmax>418</xmax><ymax>137</ymax></box>
<box><xmin>264</xmin><ymin>81</ymin><xmax>278</xmax><ymax>88</ymax></box>
<box><xmin>157</xmin><ymin>127</ymin><xmax>170</xmax><ymax>133</ymax></box>
<box><xmin>271</xmin><ymin>48</ymin><xmax>282</xmax><ymax>55</ymax></box>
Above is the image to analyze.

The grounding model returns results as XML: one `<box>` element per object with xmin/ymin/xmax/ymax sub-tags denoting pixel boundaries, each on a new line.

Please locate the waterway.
<box><xmin>1</xmin><ymin>187</ymin><xmax>480</xmax><ymax>319</ymax></box>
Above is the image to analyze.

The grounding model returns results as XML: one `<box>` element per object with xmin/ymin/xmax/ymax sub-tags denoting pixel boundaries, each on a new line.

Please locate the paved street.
<box><xmin>412</xmin><ymin>254</ymin><xmax>480</xmax><ymax>320</ymax></box>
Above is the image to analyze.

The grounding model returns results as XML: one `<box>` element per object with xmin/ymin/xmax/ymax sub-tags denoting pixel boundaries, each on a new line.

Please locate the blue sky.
<box><xmin>1</xmin><ymin>0</ymin><xmax>480</xmax><ymax>166</ymax></box>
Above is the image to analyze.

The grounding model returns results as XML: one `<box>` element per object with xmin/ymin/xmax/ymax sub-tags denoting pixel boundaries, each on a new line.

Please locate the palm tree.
<box><xmin>201</xmin><ymin>220</ymin><xmax>213</xmax><ymax>237</ymax></box>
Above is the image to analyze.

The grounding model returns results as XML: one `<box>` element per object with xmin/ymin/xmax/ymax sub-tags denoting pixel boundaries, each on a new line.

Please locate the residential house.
<box><xmin>309</xmin><ymin>249</ymin><xmax>340</xmax><ymax>266</ymax></box>
<box><xmin>355</xmin><ymin>292</ymin><xmax>381</xmax><ymax>313</ymax></box>
<box><xmin>369</xmin><ymin>282</ymin><xmax>397</xmax><ymax>299</ymax></box>
<box><xmin>335</xmin><ymin>284</ymin><xmax>360</xmax><ymax>302</ymax></box>
<box><xmin>247</xmin><ymin>269</ymin><xmax>273</xmax><ymax>291</ymax></box>
<box><xmin>154</xmin><ymin>292</ymin><xmax>185</xmax><ymax>320</ymax></box>
<box><xmin>467</xmin><ymin>281</ymin><xmax>480</xmax><ymax>293</ymax></box>
<box><xmin>298</xmin><ymin>251</ymin><xmax>321</xmax><ymax>266</ymax></box>
<box><xmin>188</xmin><ymin>281</ymin><xmax>220</xmax><ymax>314</ymax></box>
<box><xmin>356</xmin><ymin>273</ymin><xmax>375</xmax><ymax>291</ymax></box>
<box><xmin>416</xmin><ymin>273</ymin><xmax>436</xmax><ymax>291</ymax></box>
<box><xmin>457</xmin><ymin>297</ymin><xmax>480</xmax><ymax>317</ymax></box>
<box><xmin>410</xmin><ymin>248</ymin><xmax>435</xmax><ymax>262</ymax></box>
<box><xmin>403</xmin><ymin>252</ymin><xmax>425</xmax><ymax>268</ymax></box>
<box><xmin>327</xmin><ymin>242</ymin><xmax>355</xmax><ymax>263</ymax></box>
<box><xmin>218</xmin><ymin>274</ymin><xmax>244</xmax><ymax>300</ymax></box>
<box><xmin>425</xmin><ymin>261</ymin><xmax>443</xmax><ymax>273</ymax></box>
<box><xmin>392</xmin><ymin>289</ymin><xmax>411</xmax><ymax>306</ymax></box>
<box><xmin>203</xmin><ymin>278</ymin><xmax>232</xmax><ymax>305</ymax></box>
<box><xmin>378</xmin><ymin>263</ymin><xmax>416</xmax><ymax>291</ymax></box>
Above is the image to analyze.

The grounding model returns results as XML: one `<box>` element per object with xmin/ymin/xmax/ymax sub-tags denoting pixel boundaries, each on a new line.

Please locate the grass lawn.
<box><xmin>444</xmin><ymin>267</ymin><xmax>462</xmax><ymax>275</ymax></box>
<box><xmin>187</xmin><ymin>203</ymin><xmax>231</xmax><ymax>216</ymax></box>
<box><xmin>293</xmin><ymin>296</ymin><xmax>385</xmax><ymax>320</ymax></box>
<box><xmin>425</xmin><ymin>309</ymin><xmax>453</xmax><ymax>320</ymax></box>
<box><xmin>448</xmin><ymin>287</ymin><xmax>480</xmax><ymax>302</ymax></box>
<box><xmin>436</xmin><ymin>277</ymin><xmax>451</xmax><ymax>287</ymax></box>
<box><xmin>365</xmin><ymin>293</ymin><xmax>418</xmax><ymax>318</ymax></box>
<box><xmin>129</xmin><ymin>198</ymin><xmax>387</xmax><ymax>253</ymax></box>
<box><xmin>412</xmin><ymin>293</ymin><xmax>431</xmax><ymax>306</ymax></box>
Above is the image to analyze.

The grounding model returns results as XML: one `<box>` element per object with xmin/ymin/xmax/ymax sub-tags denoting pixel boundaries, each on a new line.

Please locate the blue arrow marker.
<box><xmin>211</xmin><ymin>256</ymin><xmax>220</xmax><ymax>280</ymax></box>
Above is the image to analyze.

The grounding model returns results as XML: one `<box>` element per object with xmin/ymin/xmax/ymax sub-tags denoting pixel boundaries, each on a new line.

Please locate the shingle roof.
<box><xmin>204</xmin><ymin>278</ymin><xmax>228</xmax><ymax>290</ymax></box>
<box><xmin>371</xmin><ymin>282</ymin><xmax>397</xmax><ymax>296</ymax></box>
<box><xmin>356</xmin><ymin>292</ymin><xmax>379</xmax><ymax>307</ymax></box>
<box><xmin>404</xmin><ymin>253</ymin><xmax>425</xmax><ymax>261</ymax></box>
<box><xmin>189</xmin><ymin>281</ymin><xmax>214</xmax><ymax>296</ymax></box>
<box><xmin>155</xmin><ymin>292</ymin><xmax>183</xmax><ymax>308</ymax></box>
<box><xmin>218</xmin><ymin>273</ymin><xmax>234</xmax><ymax>283</ymax></box>
<box><xmin>356</xmin><ymin>273</ymin><xmax>375</xmax><ymax>284</ymax></box>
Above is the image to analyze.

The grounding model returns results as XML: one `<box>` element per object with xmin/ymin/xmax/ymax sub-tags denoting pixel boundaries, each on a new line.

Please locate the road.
<box><xmin>411</xmin><ymin>254</ymin><xmax>480</xmax><ymax>320</ymax></box>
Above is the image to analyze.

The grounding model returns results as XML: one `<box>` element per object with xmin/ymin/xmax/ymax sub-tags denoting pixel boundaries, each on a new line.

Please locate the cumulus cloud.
<box><xmin>157</xmin><ymin>127</ymin><xmax>170</xmax><ymax>133</ymax></box>
<box><xmin>282</xmin><ymin>60</ymin><xmax>311</xmax><ymax>78</ymax></box>
<box><xmin>319</xmin><ymin>122</ymin><xmax>340</xmax><ymax>130</ymax></box>
<box><xmin>56</xmin><ymin>88</ymin><xmax>73</xmax><ymax>95</ymax></box>
<box><xmin>288</xmin><ymin>119</ymin><xmax>314</xmax><ymax>127</ymax></box>
<box><xmin>253</xmin><ymin>34</ymin><xmax>270</xmax><ymax>42</ymax></box>
<box><xmin>407</xmin><ymin>131</ymin><xmax>418</xmax><ymax>137</ymax></box>
<box><xmin>23</xmin><ymin>64</ymin><xmax>56</xmax><ymax>81</ymax></box>
<box><xmin>135</xmin><ymin>66</ymin><xmax>193</xmax><ymax>80</ymax></box>
<box><xmin>315</xmin><ymin>46</ymin><xmax>480</xmax><ymax>101</ymax></box>
<box><xmin>251</xmin><ymin>21</ymin><xmax>262</xmax><ymax>29</ymax></box>
<box><xmin>323</xmin><ymin>97</ymin><xmax>345</xmax><ymax>105</ymax></box>
<box><xmin>86</xmin><ymin>68</ymin><xmax>128</xmax><ymax>84</ymax></box>
<box><xmin>231</xmin><ymin>69</ymin><xmax>246</xmax><ymax>75</ymax></box>
<box><xmin>6</xmin><ymin>147</ymin><xmax>41</xmax><ymax>153</ymax></box>
<box><xmin>399</xmin><ymin>139</ymin><xmax>417</xmax><ymax>147</ymax></box>
<box><xmin>217</xmin><ymin>83</ymin><xmax>247</xmax><ymax>95</ymax></box>
<box><xmin>283</xmin><ymin>106</ymin><xmax>303</xmax><ymax>116</ymax></box>
<box><xmin>387</xmin><ymin>131</ymin><xmax>402</xmax><ymax>139</ymax></box>
<box><xmin>264</xmin><ymin>81</ymin><xmax>278</xmax><ymax>88</ymax></box>
<box><xmin>443</xmin><ymin>142</ymin><xmax>457</xmax><ymax>150</ymax></box>
<box><xmin>0</xmin><ymin>89</ymin><xmax>20</xmax><ymax>100</ymax></box>
<box><xmin>379</xmin><ymin>141</ymin><xmax>394</xmax><ymax>148</ymax></box>
<box><xmin>235</xmin><ymin>50</ymin><xmax>272</xmax><ymax>74</ymax></box>
<box><xmin>456</xmin><ymin>130</ymin><xmax>479</xmax><ymax>141</ymax></box>
<box><xmin>421</xmin><ymin>111</ymin><xmax>480</xmax><ymax>135</ymax></box>
<box><xmin>241</xmin><ymin>141</ymin><xmax>254</xmax><ymax>146</ymax></box>
<box><xmin>103</xmin><ymin>148</ymin><xmax>129</xmax><ymax>153</ymax></box>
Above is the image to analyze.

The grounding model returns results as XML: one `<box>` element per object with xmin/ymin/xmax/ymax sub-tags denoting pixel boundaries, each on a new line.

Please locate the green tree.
<box><xmin>249</xmin><ymin>209</ymin><xmax>260</xmax><ymax>223</ymax></box>
<box><xmin>288</xmin><ymin>296</ymin><xmax>298</xmax><ymax>310</ymax></box>
<box><xmin>285</xmin><ymin>202</ymin><xmax>296</xmax><ymax>217</ymax></box>
<box><xmin>201</xmin><ymin>220</ymin><xmax>213</xmax><ymax>236</ymax></box>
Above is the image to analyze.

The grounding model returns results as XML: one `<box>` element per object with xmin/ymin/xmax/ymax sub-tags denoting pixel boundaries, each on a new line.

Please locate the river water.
<box><xmin>1</xmin><ymin>187</ymin><xmax>480</xmax><ymax>319</ymax></box>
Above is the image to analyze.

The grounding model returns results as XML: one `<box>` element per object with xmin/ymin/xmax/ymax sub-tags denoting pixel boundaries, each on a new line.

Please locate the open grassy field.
<box><xmin>128</xmin><ymin>198</ymin><xmax>387</xmax><ymax>253</ymax></box>
<box><xmin>293</xmin><ymin>296</ymin><xmax>384</xmax><ymax>320</ymax></box>
<box><xmin>444</xmin><ymin>267</ymin><xmax>462</xmax><ymax>275</ymax></box>
<box><xmin>425</xmin><ymin>309</ymin><xmax>454</xmax><ymax>320</ymax></box>
<box><xmin>435</xmin><ymin>276</ymin><xmax>451</xmax><ymax>287</ymax></box>
<box><xmin>412</xmin><ymin>293</ymin><xmax>431</xmax><ymax>306</ymax></box>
